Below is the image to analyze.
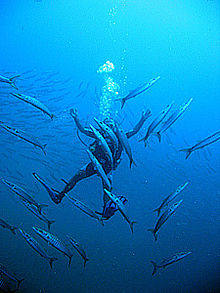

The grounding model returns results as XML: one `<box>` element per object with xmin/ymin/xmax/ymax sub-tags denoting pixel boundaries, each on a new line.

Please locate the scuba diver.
<box><xmin>47</xmin><ymin>108</ymin><xmax>151</xmax><ymax>218</ymax></box>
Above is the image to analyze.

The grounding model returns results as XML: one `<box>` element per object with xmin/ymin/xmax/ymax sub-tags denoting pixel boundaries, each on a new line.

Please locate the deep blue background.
<box><xmin>0</xmin><ymin>0</ymin><xmax>219</xmax><ymax>292</ymax></box>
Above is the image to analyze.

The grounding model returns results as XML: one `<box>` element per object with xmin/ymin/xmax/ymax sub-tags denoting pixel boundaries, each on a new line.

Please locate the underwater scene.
<box><xmin>0</xmin><ymin>0</ymin><xmax>219</xmax><ymax>292</ymax></box>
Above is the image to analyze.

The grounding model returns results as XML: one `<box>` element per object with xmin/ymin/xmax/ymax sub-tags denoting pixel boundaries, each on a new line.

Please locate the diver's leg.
<box><xmin>54</xmin><ymin>163</ymin><xmax>95</xmax><ymax>203</ymax></box>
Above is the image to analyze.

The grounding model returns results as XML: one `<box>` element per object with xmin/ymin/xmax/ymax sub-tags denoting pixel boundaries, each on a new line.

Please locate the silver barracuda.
<box><xmin>0</xmin><ymin>218</ymin><xmax>17</xmax><ymax>235</ymax></box>
<box><xmin>10</xmin><ymin>93</ymin><xmax>54</xmax><ymax>119</ymax></box>
<box><xmin>155</xmin><ymin>98</ymin><xmax>193</xmax><ymax>142</ymax></box>
<box><xmin>180</xmin><ymin>130</ymin><xmax>220</xmax><ymax>159</ymax></box>
<box><xmin>32</xmin><ymin>226</ymin><xmax>73</xmax><ymax>266</ymax></box>
<box><xmin>21</xmin><ymin>200</ymin><xmax>55</xmax><ymax>231</ymax></box>
<box><xmin>67</xmin><ymin>236</ymin><xmax>89</xmax><ymax>267</ymax></box>
<box><xmin>104</xmin><ymin>189</ymin><xmax>136</xmax><ymax>233</ymax></box>
<box><xmin>94</xmin><ymin>118</ymin><xmax>118</xmax><ymax>150</ymax></box>
<box><xmin>154</xmin><ymin>182</ymin><xmax>189</xmax><ymax>216</ymax></box>
<box><xmin>67</xmin><ymin>195</ymin><xmax>104</xmax><ymax>226</ymax></box>
<box><xmin>19</xmin><ymin>229</ymin><xmax>57</xmax><ymax>269</ymax></box>
<box><xmin>150</xmin><ymin>251</ymin><xmax>192</xmax><ymax>276</ymax></box>
<box><xmin>1</xmin><ymin>179</ymin><xmax>48</xmax><ymax>215</ymax></box>
<box><xmin>148</xmin><ymin>199</ymin><xmax>183</xmax><ymax>241</ymax></box>
<box><xmin>0</xmin><ymin>74</ymin><xmax>20</xmax><ymax>90</ymax></box>
<box><xmin>0</xmin><ymin>121</ymin><xmax>47</xmax><ymax>155</ymax></box>
<box><xmin>0</xmin><ymin>264</ymin><xmax>24</xmax><ymax>291</ymax></box>
<box><xmin>89</xmin><ymin>124</ymin><xmax>113</xmax><ymax>168</ymax></box>
<box><xmin>87</xmin><ymin>149</ymin><xmax>111</xmax><ymax>190</ymax></box>
<box><xmin>115</xmin><ymin>123</ymin><xmax>135</xmax><ymax>168</ymax></box>
<box><xmin>139</xmin><ymin>102</ymin><xmax>174</xmax><ymax>146</ymax></box>
<box><xmin>115</xmin><ymin>76</ymin><xmax>160</xmax><ymax>109</ymax></box>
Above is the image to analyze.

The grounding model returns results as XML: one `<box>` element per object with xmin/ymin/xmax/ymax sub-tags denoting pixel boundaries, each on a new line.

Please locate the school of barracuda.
<box><xmin>0</xmin><ymin>69</ymin><xmax>219</xmax><ymax>292</ymax></box>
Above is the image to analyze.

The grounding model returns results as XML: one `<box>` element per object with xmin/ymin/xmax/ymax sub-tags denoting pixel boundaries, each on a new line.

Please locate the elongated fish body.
<box><xmin>21</xmin><ymin>200</ymin><xmax>55</xmax><ymax>231</ymax></box>
<box><xmin>0</xmin><ymin>122</ymin><xmax>47</xmax><ymax>155</ymax></box>
<box><xmin>89</xmin><ymin>124</ymin><xmax>113</xmax><ymax>168</ymax></box>
<box><xmin>0</xmin><ymin>218</ymin><xmax>17</xmax><ymax>235</ymax></box>
<box><xmin>19</xmin><ymin>229</ymin><xmax>57</xmax><ymax>269</ymax></box>
<box><xmin>67</xmin><ymin>236</ymin><xmax>89</xmax><ymax>267</ymax></box>
<box><xmin>32</xmin><ymin>227</ymin><xmax>73</xmax><ymax>266</ymax></box>
<box><xmin>154</xmin><ymin>182</ymin><xmax>188</xmax><ymax>216</ymax></box>
<box><xmin>104</xmin><ymin>189</ymin><xmax>136</xmax><ymax>233</ymax></box>
<box><xmin>94</xmin><ymin>118</ymin><xmax>118</xmax><ymax>150</ymax></box>
<box><xmin>32</xmin><ymin>172</ymin><xmax>59</xmax><ymax>204</ymax></box>
<box><xmin>148</xmin><ymin>199</ymin><xmax>183</xmax><ymax>241</ymax></box>
<box><xmin>0</xmin><ymin>264</ymin><xmax>24</xmax><ymax>291</ymax></box>
<box><xmin>150</xmin><ymin>251</ymin><xmax>192</xmax><ymax>276</ymax></box>
<box><xmin>140</xmin><ymin>102</ymin><xmax>174</xmax><ymax>146</ymax></box>
<box><xmin>10</xmin><ymin>93</ymin><xmax>54</xmax><ymax>119</ymax></box>
<box><xmin>0</xmin><ymin>74</ymin><xmax>19</xmax><ymax>90</ymax></box>
<box><xmin>87</xmin><ymin>149</ymin><xmax>111</xmax><ymax>190</ymax></box>
<box><xmin>1</xmin><ymin>179</ymin><xmax>48</xmax><ymax>215</ymax></box>
<box><xmin>180</xmin><ymin>131</ymin><xmax>220</xmax><ymax>159</ymax></box>
<box><xmin>115</xmin><ymin>123</ymin><xmax>134</xmax><ymax>168</ymax></box>
<box><xmin>156</xmin><ymin>98</ymin><xmax>193</xmax><ymax>142</ymax></box>
<box><xmin>67</xmin><ymin>195</ymin><xmax>104</xmax><ymax>226</ymax></box>
<box><xmin>116</xmin><ymin>76</ymin><xmax>160</xmax><ymax>109</ymax></box>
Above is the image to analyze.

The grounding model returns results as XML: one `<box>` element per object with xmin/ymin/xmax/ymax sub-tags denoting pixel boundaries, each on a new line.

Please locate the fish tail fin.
<box><xmin>17</xmin><ymin>278</ymin><xmax>25</xmax><ymax>290</ymax></box>
<box><xmin>50</xmin><ymin>114</ymin><xmax>55</xmax><ymax>120</ymax></box>
<box><xmin>130</xmin><ymin>159</ymin><xmax>137</xmax><ymax>168</ymax></box>
<box><xmin>68</xmin><ymin>255</ymin><xmax>73</xmax><ymax>267</ymax></box>
<box><xmin>147</xmin><ymin>228</ymin><xmax>157</xmax><ymax>241</ymax></box>
<box><xmin>153</xmin><ymin>207</ymin><xmax>160</xmax><ymax>217</ymax></box>
<box><xmin>47</xmin><ymin>220</ymin><xmax>55</xmax><ymax>231</ymax></box>
<box><xmin>130</xmin><ymin>221</ymin><xmax>137</xmax><ymax>234</ymax></box>
<box><xmin>83</xmin><ymin>258</ymin><xmax>89</xmax><ymax>268</ymax></box>
<box><xmin>121</xmin><ymin>98</ymin><xmax>126</xmax><ymax>109</ymax></box>
<box><xmin>38</xmin><ymin>204</ymin><xmax>48</xmax><ymax>215</ymax></box>
<box><xmin>9</xmin><ymin>75</ymin><xmax>20</xmax><ymax>90</ymax></box>
<box><xmin>139</xmin><ymin>137</ymin><xmax>148</xmax><ymax>147</ymax></box>
<box><xmin>138</xmin><ymin>137</ymin><xmax>145</xmax><ymax>143</ymax></box>
<box><xmin>42</xmin><ymin>144</ymin><xmax>47</xmax><ymax>155</ymax></box>
<box><xmin>155</xmin><ymin>132</ymin><xmax>162</xmax><ymax>143</ymax></box>
<box><xmin>99</xmin><ymin>217</ymin><xmax>104</xmax><ymax>226</ymax></box>
<box><xmin>49</xmin><ymin>257</ymin><xmax>58</xmax><ymax>269</ymax></box>
<box><xmin>179</xmin><ymin>148</ymin><xmax>193</xmax><ymax>159</ymax></box>
<box><xmin>10</xmin><ymin>226</ymin><xmax>18</xmax><ymax>235</ymax></box>
<box><xmin>150</xmin><ymin>261</ymin><xmax>158</xmax><ymax>276</ymax></box>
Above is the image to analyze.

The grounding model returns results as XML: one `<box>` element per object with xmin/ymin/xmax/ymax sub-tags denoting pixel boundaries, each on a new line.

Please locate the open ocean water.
<box><xmin>0</xmin><ymin>0</ymin><xmax>219</xmax><ymax>292</ymax></box>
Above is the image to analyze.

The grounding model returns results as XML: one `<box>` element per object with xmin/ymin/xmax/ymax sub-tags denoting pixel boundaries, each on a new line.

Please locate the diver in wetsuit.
<box><xmin>52</xmin><ymin>108</ymin><xmax>151</xmax><ymax>210</ymax></box>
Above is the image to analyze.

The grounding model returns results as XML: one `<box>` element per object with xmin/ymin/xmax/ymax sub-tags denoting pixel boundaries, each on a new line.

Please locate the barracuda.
<box><xmin>33</xmin><ymin>227</ymin><xmax>73</xmax><ymax>266</ymax></box>
<box><xmin>10</xmin><ymin>93</ymin><xmax>54</xmax><ymax>119</ymax></box>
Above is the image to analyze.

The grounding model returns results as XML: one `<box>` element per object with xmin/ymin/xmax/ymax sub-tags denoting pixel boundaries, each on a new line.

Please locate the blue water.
<box><xmin>0</xmin><ymin>0</ymin><xmax>219</xmax><ymax>292</ymax></box>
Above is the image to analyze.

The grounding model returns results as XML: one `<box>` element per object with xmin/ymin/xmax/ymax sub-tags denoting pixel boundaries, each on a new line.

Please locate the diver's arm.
<box><xmin>126</xmin><ymin>109</ymin><xmax>151</xmax><ymax>138</ymax></box>
<box><xmin>70</xmin><ymin>109</ymin><xmax>95</xmax><ymax>138</ymax></box>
